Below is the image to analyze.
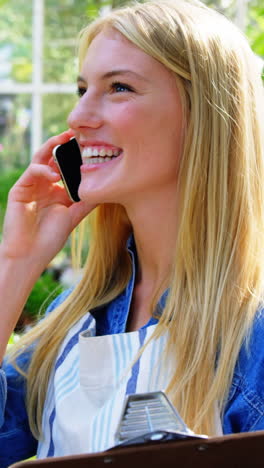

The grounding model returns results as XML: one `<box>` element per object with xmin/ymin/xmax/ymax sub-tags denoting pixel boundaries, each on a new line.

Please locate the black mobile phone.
<box><xmin>52</xmin><ymin>137</ymin><xmax>82</xmax><ymax>202</ymax></box>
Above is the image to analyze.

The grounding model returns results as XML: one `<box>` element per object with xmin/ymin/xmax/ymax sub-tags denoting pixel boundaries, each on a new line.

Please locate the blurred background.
<box><xmin>0</xmin><ymin>0</ymin><xmax>263</xmax><ymax>330</ymax></box>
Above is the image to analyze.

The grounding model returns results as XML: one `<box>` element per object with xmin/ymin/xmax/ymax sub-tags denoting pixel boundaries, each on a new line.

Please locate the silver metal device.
<box><xmin>115</xmin><ymin>391</ymin><xmax>207</xmax><ymax>446</ymax></box>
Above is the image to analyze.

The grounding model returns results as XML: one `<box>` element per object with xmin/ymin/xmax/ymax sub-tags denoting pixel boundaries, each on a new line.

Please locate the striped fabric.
<box><xmin>37</xmin><ymin>311</ymin><xmax>171</xmax><ymax>458</ymax></box>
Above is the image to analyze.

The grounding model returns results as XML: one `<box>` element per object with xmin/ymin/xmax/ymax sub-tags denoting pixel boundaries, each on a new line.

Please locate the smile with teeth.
<box><xmin>82</xmin><ymin>147</ymin><xmax>122</xmax><ymax>164</ymax></box>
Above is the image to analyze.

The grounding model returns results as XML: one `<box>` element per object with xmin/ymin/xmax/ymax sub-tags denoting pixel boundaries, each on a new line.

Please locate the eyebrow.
<box><xmin>77</xmin><ymin>69</ymin><xmax>149</xmax><ymax>83</ymax></box>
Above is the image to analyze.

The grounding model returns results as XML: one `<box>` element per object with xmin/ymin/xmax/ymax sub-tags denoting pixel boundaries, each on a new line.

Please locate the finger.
<box><xmin>32</xmin><ymin>129</ymin><xmax>75</xmax><ymax>165</ymax></box>
<box><xmin>48</xmin><ymin>183</ymin><xmax>74</xmax><ymax>207</ymax></box>
<box><xmin>48</xmin><ymin>156</ymin><xmax>60</xmax><ymax>174</ymax></box>
<box><xmin>21</xmin><ymin>163</ymin><xmax>60</xmax><ymax>185</ymax></box>
<box><xmin>9</xmin><ymin>176</ymin><xmax>71</xmax><ymax>207</ymax></box>
<box><xmin>9</xmin><ymin>164</ymin><xmax>60</xmax><ymax>201</ymax></box>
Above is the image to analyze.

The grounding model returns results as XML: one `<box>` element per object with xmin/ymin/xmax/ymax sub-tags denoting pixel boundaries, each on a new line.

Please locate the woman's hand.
<box><xmin>1</xmin><ymin>130</ymin><xmax>95</xmax><ymax>270</ymax></box>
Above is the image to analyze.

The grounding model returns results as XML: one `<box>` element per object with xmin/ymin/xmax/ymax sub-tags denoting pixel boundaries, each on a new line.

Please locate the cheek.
<box><xmin>109</xmin><ymin>99</ymin><xmax>183</xmax><ymax>163</ymax></box>
<box><xmin>110</xmin><ymin>103</ymin><xmax>143</xmax><ymax>131</ymax></box>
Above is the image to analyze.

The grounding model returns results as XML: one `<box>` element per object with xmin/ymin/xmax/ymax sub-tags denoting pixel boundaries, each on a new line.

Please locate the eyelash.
<box><xmin>77</xmin><ymin>87</ymin><xmax>86</xmax><ymax>97</ymax></box>
<box><xmin>110</xmin><ymin>81</ymin><xmax>134</xmax><ymax>93</ymax></box>
<box><xmin>76</xmin><ymin>81</ymin><xmax>134</xmax><ymax>97</ymax></box>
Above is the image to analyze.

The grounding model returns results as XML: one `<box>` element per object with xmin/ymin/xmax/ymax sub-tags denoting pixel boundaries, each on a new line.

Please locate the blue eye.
<box><xmin>111</xmin><ymin>82</ymin><xmax>134</xmax><ymax>93</ymax></box>
<box><xmin>77</xmin><ymin>87</ymin><xmax>86</xmax><ymax>97</ymax></box>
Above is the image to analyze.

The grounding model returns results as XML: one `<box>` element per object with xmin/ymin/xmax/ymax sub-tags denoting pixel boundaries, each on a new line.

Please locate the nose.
<box><xmin>67</xmin><ymin>92</ymin><xmax>103</xmax><ymax>130</ymax></box>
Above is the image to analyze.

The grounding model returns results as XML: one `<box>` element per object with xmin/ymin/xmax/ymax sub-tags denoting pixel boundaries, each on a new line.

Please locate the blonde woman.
<box><xmin>1</xmin><ymin>0</ymin><xmax>264</xmax><ymax>465</ymax></box>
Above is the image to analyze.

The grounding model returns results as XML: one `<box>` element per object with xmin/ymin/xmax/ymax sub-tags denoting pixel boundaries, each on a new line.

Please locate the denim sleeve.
<box><xmin>0</xmin><ymin>289</ymin><xmax>73</xmax><ymax>468</ymax></box>
<box><xmin>0</xmin><ymin>350</ymin><xmax>38</xmax><ymax>468</ymax></box>
<box><xmin>223</xmin><ymin>311</ymin><xmax>264</xmax><ymax>434</ymax></box>
<box><xmin>0</xmin><ymin>369</ymin><xmax>7</xmax><ymax>428</ymax></box>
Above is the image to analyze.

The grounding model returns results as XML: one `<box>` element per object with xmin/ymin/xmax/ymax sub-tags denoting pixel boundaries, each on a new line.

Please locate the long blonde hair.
<box><xmin>8</xmin><ymin>0</ymin><xmax>264</xmax><ymax>437</ymax></box>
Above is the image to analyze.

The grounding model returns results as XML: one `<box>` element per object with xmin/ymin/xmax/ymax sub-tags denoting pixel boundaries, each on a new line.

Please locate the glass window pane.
<box><xmin>43</xmin><ymin>93</ymin><xmax>77</xmax><ymax>140</ymax></box>
<box><xmin>0</xmin><ymin>1</ymin><xmax>32</xmax><ymax>83</ymax></box>
<box><xmin>0</xmin><ymin>95</ymin><xmax>31</xmax><ymax>170</ymax></box>
<box><xmin>44</xmin><ymin>0</ymin><xmax>94</xmax><ymax>83</ymax></box>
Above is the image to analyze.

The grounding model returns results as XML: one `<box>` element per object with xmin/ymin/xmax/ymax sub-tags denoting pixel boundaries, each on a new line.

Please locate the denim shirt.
<box><xmin>1</xmin><ymin>246</ymin><xmax>264</xmax><ymax>466</ymax></box>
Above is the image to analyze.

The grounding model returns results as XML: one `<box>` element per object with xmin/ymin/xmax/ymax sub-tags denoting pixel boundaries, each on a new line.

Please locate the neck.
<box><xmin>124</xmin><ymin>188</ymin><xmax>178</xmax><ymax>290</ymax></box>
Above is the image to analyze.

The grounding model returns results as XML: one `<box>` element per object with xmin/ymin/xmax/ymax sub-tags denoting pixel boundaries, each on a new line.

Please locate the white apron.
<box><xmin>37</xmin><ymin>312</ymin><xmax>222</xmax><ymax>458</ymax></box>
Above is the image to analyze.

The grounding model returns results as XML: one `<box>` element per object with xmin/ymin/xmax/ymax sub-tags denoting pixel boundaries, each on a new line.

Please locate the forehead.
<box><xmin>80</xmin><ymin>28</ymin><xmax>173</xmax><ymax>82</ymax></box>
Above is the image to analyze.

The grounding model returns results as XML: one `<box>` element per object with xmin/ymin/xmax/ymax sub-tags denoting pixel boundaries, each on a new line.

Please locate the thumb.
<box><xmin>68</xmin><ymin>201</ymin><xmax>98</xmax><ymax>230</ymax></box>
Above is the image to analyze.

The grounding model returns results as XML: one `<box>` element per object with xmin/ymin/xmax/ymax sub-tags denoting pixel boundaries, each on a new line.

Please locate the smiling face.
<box><xmin>68</xmin><ymin>28</ymin><xmax>185</xmax><ymax>208</ymax></box>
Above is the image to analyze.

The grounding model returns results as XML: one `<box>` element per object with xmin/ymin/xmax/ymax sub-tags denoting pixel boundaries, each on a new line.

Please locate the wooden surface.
<box><xmin>10</xmin><ymin>430</ymin><xmax>264</xmax><ymax>468</ymax></box>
